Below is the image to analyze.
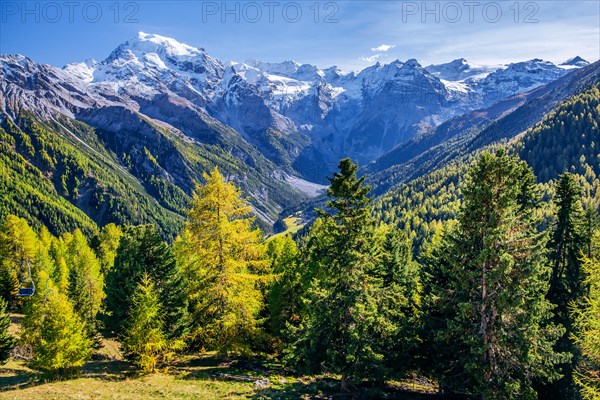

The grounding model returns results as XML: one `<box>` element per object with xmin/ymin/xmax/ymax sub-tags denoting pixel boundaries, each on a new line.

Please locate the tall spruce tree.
<box><xmin>0</xmin><ymin>297</ymin><xmax>15</xmax><ymax>363</ymax></box>
<box><xmin>176</xmin><ymin>167</ymin><xmax>269</xmax><ymax>354</ymax></box>
<box><xmin>287</xmin><ymin>159</ymin><xmax>389</xmax><ymax>387</ymax></box>
<box><xmin>377</xmin><ymin>228</ymin><xmax>421</xmax><ymax>376</ymax></box>
<box><xmin>545</xmin><ymin>172</ymin><xmax>587</xmax><ymax>399</ymax></box>
<box><xmin>104</xmin><ymin>225</ymin><xmax>188</xmax><ymax>340</ymax></box>
<box><xmin>422</xmin><ymin>149</ymin><xmax>568</xmax><ymax>399</ymax></box>
<box><xmin>549</xmin><ymin>173</ymin><xmax>586</xmax><ymax>309</ymax></box>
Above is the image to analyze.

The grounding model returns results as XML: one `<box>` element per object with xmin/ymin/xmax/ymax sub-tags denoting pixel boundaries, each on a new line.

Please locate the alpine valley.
<box><xmin>1</xmin><ymin>32</ymin><xmax>598</xmax><ymax>237</ymax></box>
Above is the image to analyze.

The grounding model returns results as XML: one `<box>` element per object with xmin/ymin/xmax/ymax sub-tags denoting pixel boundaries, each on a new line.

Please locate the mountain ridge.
<box><xmin>366</xmin><ymin>60</ymin><xmax>600</xmax><ymax>194</ymax></box>
<box><xmin>0</xmin><ymin>32</ymin><xmax>594</xmax><ymax>235</ymax></box>
<box><xmin>54</xmin><ymin>33</ymin><xmax>592</xmax><ymax>179</ymax></box>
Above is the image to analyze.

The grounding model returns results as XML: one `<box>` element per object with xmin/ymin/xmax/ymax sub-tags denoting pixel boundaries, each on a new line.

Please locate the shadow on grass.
<box><xmin>81</xmin><ymin>358</ymin><xmax>137</xmax><ymax>381</ymax></box>
<box><xmin>0</xmin><ymin>368</ymin><xmax>91</xmax><ymax>392</ymax></box>
<box><xmin>179</xmin><ymin>364</ymin><xmax>263</xmax><ymax>381</ymax></box>
<box><xmin>250</xmin><ymin>380</ymin><xmax>470</xmax><ymax>400</ymax></box>
<box><xmin>174</xmin><ymin>355</ymin><xmax>451</xmax><ymax>399</ymax></box>
<box><xmin>0</xmin><ymin>368</ymin><xmax>40</xmax><ymax>392</ymax></box>
<box><xmin>0</xmin><ymin>358</ymin><xmax>137</xmax><ymax>392</ymax></box>
<box><xmin>174</xmin><ymin>353</ymin><xmax>271</xmax><ymax>382</ymax></box>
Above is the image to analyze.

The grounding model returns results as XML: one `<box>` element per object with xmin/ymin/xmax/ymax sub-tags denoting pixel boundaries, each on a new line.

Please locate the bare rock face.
<box><xmin>227</xmin><ymin>54</ymin><xmax>577</xmax><ymax>181</ymax></box>
<box><xmin>1</xmin><ymin>32</ymin><xmax>585</xmax><ymax>203</ymax></box>
<box><xmin>0</xmin><ymin>50</ymin><xmax>314</xmax><ymax>229</ymax></box>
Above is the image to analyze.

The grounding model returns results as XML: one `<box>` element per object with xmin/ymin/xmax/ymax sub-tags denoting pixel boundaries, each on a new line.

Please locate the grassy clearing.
<box><xmin>1</xmin><ymin>316</ymin><xmax>439</xmax><ymax>399</ymax></box>
<box><xmin>0</xmin><ymin>352</ymin><xmax>440</xmax><ymax>399</ymax></box>
<box><xmin>0</xmin><ymin>355</ymin><xmax>258</xmax><ymax>400</ymax></box>
<box><xmin>269</xmin><ymin>217</ymin><xmax>305</xmax><ymax>241</ymax></box>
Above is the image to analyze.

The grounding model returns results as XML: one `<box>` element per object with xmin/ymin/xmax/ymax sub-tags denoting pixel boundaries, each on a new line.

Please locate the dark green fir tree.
<box><xmin>422</xmin><ymin>149</ymin><xmax>569</xmax><ymax>399</ymax></box>
<box><xmin>104</xmin><ymin>225</ymin><xmax>189</xmax><ymax>340</ymax></box>
<box><xmin>543</xmin><ymin>172</ymin><xmax>587</xmax><ymax>399</ymax></box>
<box><xmin>287</xmin><ymin>158</ymin><xmax>390</xmax><ymax>388</ymax></box>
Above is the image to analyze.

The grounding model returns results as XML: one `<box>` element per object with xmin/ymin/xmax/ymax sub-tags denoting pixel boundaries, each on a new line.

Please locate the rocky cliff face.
<box><xmin>0</xmin><ymin>32</ymin><xmax>589</xmax><ymax>230</ymax></box>
<box><xmin>224</xmin><ymin>51</ymin><xmax>585</xmax><ymax>180</ymax></box>
<box><xmin>0</xmin><ymin>48</ymin><xmax>321</xmax><ymax>231</ymax></box>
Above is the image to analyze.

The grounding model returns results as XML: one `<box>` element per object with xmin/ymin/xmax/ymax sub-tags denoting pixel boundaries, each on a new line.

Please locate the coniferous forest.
<box><xmin>1</xmin><ymin>18</ymin><xmax>600</xmax><ymax>400</ymax></box>
<box><xmin>1</xmin><ymin>132</ymin><xmax>599</xmax><ymax>398</ymax></box>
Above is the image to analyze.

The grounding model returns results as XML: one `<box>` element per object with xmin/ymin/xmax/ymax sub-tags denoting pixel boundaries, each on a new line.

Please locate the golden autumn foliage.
<box><xmin>176</xmin><ymin>168</ymin><xmax>270</xmax><ymax>354</ymax></box>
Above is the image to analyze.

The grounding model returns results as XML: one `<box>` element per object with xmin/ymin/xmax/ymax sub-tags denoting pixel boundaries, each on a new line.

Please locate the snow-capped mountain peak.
<box><xmin>112</xmin><ymin>31</ymin><xmax>206</xmax><ymax>60</ymax></box>
<box><xmin>3</xmin><ymin>32</ymin><xmax>589</xmax><ymax>184</ymax></box>
<box><xmin>425</xmin><ymin>58</ymin><xmax>497</xmax><ymax>82</ymax></box>
<box><xmin>243</xmin><ymin>59</ymin><xmax>301</xmax><ymax>78</ymax></box>
<box><xmin>472</xmin><ymin>58</ymin><xmax>569</xmax><ymax>104</ymax></box>
<box><xmin>98</xmin><ymin>31</ymin><xmax>223</xmax><ymax>80</ymax></box>
<box><xmin>61</xmin><ymin>32</ymin><xmax>225</xmax><ymax>103</ymax></box>
<box><xmin>227</xmin><ymin>61</ymin><xmax>262</xmax><ymax>83</ymax></box>
<box><xmin>62</xmin><ymin>58</ymin><xmax>97</xmax><ymax>82</ymax></box>
<box><xmin>561</xmin><ymin>56</ymin><xmax>590</xmax><ymax>68</ymax></box>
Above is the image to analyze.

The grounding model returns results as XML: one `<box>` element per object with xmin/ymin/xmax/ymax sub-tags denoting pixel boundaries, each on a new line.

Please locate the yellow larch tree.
<box><xmin>176</xmin><ymin>167</ymin><xmax>269</xmax><ymax>355</ymax></box>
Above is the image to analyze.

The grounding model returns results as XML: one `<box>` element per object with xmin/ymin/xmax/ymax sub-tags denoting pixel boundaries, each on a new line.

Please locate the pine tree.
<box><xmin>572</xmin><ymin>232</ymin><xmax>600</xmax><ymax>400</ymax></box>
<box><xmin>377</xmin><ymin>227</ymin><xmax>421</xmax><ymax>376</ymax></box>
<box><xmin>419</xmin><ymin>222</ymin><xmax>456</xmax><ymax>376</ymax></box>
<box><xmin>122</xmin><ymin>275</ymin><xmax>174</xmax><ymax>373</ymax></box>
<box><xmin>422</xmin><ymin>149</ymin><xmax>568</xmax><ymax>399</ymax></box>
<box><xmin>549</xmin><ymin>173</ymin><xmax>586</xmax><ymax>310</ymax></box>
<box><xmin>265</xmin><ymin>235</ymin><xmax>301</xmax><ymax>341</ymax></box>
<box><xmin>287</xmin><ymin>158</ymin><xmax>388</xmax><ymax>387</ymax></box>
<box><xmin>21</xmin><ymin>278</ymin><xmax>92</xmax><ymax>374</ymax></box>
<box><xmin>63</xmin><ymin>230</ymin><xmax>104</xmax><ymax>333</ymax></box>
<box><xmin>545</xmin><ymin>172</ymin><xmax>587</xmax><ymax>399</ymax></box>
<box><xmin>176</xmin><ymin>167</ymin><xmax>269</xmax><ymax>354</ymax></box>
<box><xmin>270</xmin><ymin>217</ymin><xmax>331</xmax><ymax>342</ymax></box>
<box><xmin>0</xmin><ymin>297</ymin><xmax>15</xmax><ymax>363</ymax></box>
<box><xmin>104</xmin><ymin>225</ymin><xmax>188</xmax><ymax>340</ymax></box>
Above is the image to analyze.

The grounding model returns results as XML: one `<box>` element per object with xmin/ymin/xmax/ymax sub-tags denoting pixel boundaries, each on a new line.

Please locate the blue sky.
<box><xmin>1</xmin><ymin>1</ymin><xmax>599</xmax><ymax>71</ymax></box>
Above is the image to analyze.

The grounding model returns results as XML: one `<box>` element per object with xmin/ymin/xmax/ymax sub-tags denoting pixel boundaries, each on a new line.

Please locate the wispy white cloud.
<box><xmin>332</xmin><ymin>2</ymin><xmax>599</xmax><ymax>70</ymax></box>
<box><xmin>371</xmin><ymin>44</ymin><xmax>395</xmax><ymax>52</ymax></box>
<box><xmin>360</xmin><ymin>54</ymin><xmax>382</xmax><ymax>62</ymax></box>
<box><xmin>358</xmin><ymin>43</ymin><xmax>395</xmax><ymax>66</ymax></box>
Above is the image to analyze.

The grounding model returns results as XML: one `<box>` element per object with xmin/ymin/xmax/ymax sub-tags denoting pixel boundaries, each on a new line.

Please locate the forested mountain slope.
<box><xmin>0</xmin><ymin>122</ymin><xmax>98</xmax><ymax>237</ymax></box>
<box><xmin>0</xmin><ymin>33</ymin><xmax>594</xmax><ymax>236</ymax></box>
<box><xmin>0</xmin><ymin>112</ymin><xmax>184</xmax><ymax>237</ymax></box>
<box><xmin>367</xmin><ymin>61</ymin><xmax>600</xmax><ymax>195</ymax></box>
<box><xmin>374</xmin><ymin>82</ymin><xmax>600</xmax><ymax>251</ymax></box>
<box><xmin>516</xmin><ymin>84</ymin><xmax>600</xmax><ymax>181</ymax></box>
<box><xmin>0</xmin><ymin>50</ymin><xmax>319</xmax><ymax>237</ymax></box>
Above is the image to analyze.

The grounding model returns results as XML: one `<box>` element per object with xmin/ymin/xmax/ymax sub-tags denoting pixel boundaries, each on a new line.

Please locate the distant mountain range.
<box><xmin>366</xmin><ymin>59</ymin><xmax>600</xmax><ymax>193</ymax></box>
<box><xmin>0</xmin><ymin>32</ymin><xmax>596</xmax><ymax>235</ymax></box>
